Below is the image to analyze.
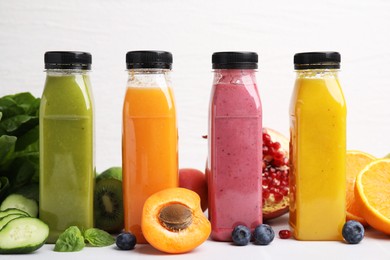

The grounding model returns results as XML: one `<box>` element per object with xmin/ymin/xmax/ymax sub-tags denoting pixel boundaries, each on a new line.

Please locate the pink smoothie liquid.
<box><xmin>208</xmin><ymin>69</ymin><xmax>263</xmax><ymax>241</ymax></box>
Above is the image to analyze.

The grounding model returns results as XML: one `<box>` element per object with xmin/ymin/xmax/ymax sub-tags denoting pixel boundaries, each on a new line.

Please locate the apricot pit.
<box><xmin>159</xmin><ymin>203</ymin><xmax>192</xmax><ymax>231</ymax></box>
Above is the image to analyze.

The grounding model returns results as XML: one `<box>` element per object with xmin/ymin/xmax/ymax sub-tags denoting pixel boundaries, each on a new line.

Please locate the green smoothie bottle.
<box><xmin>39</xmin><ymin>51</ymin><xmax>95</xmax><ymax>243</ymax></box>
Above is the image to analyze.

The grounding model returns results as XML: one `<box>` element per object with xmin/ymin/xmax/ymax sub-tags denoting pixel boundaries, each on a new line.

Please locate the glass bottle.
<box><xmin>122</xmin><ymin>51</ymin><xmax>178</xmax><ymax>243</ymax></box>
<box><xmin>208</xmin><ymin>52</ymin><xmax>263</xmax><ymax>241</ymax></box>
<box><xmin>40</xmin><ymin>51</ymin><xmax>95</xmax><ymax>243</ymax></box>
<box><xmin>289</xmin><ymin>52</ymin><xmax>346</xmax><ymax>240</ymax></box>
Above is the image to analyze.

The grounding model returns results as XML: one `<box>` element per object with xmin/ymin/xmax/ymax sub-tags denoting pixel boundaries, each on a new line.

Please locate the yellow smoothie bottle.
<box><xmin>289</xmin><ymin>52</ymin><xmax>346</xmax><ymax>240</ymax></box>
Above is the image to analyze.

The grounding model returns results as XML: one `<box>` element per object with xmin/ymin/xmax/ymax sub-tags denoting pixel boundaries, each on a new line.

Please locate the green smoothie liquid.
<box><xmin>39</xmin><ymin>72</ymin><xmax>94</xmax><ymax>243</ymax></box>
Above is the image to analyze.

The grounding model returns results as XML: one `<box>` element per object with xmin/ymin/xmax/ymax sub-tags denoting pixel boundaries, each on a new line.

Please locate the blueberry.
<box><xmin>253</xmin><ymin>224</ymin><xmax>275</xmax><ymax>245</ymax></box>
<box><xmin>116</xmin><ymin>232</ymin><xmax>137</xmax><ymax>250</ymax></box>
<box><xmin>232</xmin><ymin>225</ymin><xmax>251</xmax><ymax>246</ymax></box>
<box><xmin>342</xmin><ymin>220</ymin><xmax>364</xmax><ymax>244</ymax></box>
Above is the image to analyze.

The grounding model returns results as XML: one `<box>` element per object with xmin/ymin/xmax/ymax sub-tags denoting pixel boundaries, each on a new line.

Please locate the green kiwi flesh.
<box><xmin>94</xmin><ymin>178</ymin><xmax>123</xmax><ymax>233</ymax></box>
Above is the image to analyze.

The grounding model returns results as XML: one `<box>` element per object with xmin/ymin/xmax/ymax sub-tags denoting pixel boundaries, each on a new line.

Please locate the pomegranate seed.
<box><xmin>272</xmin><ymin>142</ymin><xmax>281</xmax><ymax>150</ymax></box>
<box><xmin>263</xmin><ymin>190</ymin><xmax>270</xmax><ymax>199</ymax></box>
<box><xmin>280</xmin><ymin>187</ymin><xmax>289</xmax><ymax>196</ymax></box>
<box><xmin>273</xmin><ymin>159</ymin><xmax>284</xmax><ymax>167</ymax></box>
<box><xmin>263</xmin><ymin>133</ymin><xmax>271</xmax><ymax>145</ymax></box>
<box><xmin>273</xmin><ymin>192</ymin><xmax>283</xmax><ymax>203</ymax></box>
<box><xmin>270</xmin><ymin>146</ymin><xmax>276</xmax><ymax>156</ymax></box>
<box><xmin>274</xmin><ymin>150</ymin><xmax>284</xmax><ymax>160</ymax></box>
<box><xmin>262</xmin><ymin>178</ymin><xmax>270</xmax><ymax>187</ymax></box>
<box><xmin>270</xmin><ymin>171</ymin><xmax>278</xmax><ymax>179</ymax></box>
<box><xmin>279</xmin><ymin>230</ymin><xmax>292</xmax><ymax>239</ymax></box>
<box><xmin>271</xmin><ymin>178</ymin><xmax>280</xmax><ymax>187</ymax></box>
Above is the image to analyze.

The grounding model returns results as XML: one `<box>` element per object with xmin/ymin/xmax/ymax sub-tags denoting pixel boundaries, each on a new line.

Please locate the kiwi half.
<box><xmin>94</xmin><ymin>168</ymin><xmax>124</xmax><ymax>233</ymax></box>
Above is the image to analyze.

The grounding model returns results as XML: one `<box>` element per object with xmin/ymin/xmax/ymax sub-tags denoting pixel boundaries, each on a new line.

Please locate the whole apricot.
<box><xmin>179</xmin><ymin>168</ymin><xmax>208</xmax><ymax>212</ymax></box>
<box><xmin>141</xmin><ymin>187</ymin><xmax>211</xmax><ymax>254</ymax></box>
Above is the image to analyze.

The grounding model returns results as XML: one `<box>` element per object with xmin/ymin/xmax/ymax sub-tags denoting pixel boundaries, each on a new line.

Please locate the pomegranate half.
<box><xmin>262</xmin><ymin>127</ymin><xmax>290</xmax><ymax>220</ymax></box>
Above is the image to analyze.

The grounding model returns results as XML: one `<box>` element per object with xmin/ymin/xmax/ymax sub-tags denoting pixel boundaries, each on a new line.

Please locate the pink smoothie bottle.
<box><xmin>208</xmin><ymin>52</ymin><xmax>263</xmax><ymax>241</ymax></box>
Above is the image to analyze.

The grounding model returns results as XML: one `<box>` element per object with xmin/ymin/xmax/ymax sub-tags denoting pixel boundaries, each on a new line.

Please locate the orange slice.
<box><xmin>355</xmin><ymin>159</ymin><xmax>390</xmax><ymax>234</ymax></box>
<box><xmin>346</xmin><ymin>150</ymin><xmax>376</xmax><ymax>225</ymax></box>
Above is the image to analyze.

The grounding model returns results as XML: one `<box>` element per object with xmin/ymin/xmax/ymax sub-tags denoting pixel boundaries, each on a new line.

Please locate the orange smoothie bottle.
<box><xmin>289</xmin><ymin>52</ymin><xmax>346</xmax><ymax>240</ymax></box>
<box><xmin>122</xmin><ymin>51</ymin><xmax>178</xmax><ymax>243</ymax></box>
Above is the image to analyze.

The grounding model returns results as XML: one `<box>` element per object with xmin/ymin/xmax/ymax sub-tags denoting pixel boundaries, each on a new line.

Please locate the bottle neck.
<box><xmin>46</xmin><ymin>69</ymin><xmax>90</xmax><ymax>76</ymax></box>
<box><xmin>127</xmin><ymin>69</ymin><xmax>171</xmax><ymax>88</ymax></box>
<box><xmin>295</xmin><ymin>69</ymin><xmax>339</xmax><ymax>79</ymax></box>
<box><xmin>213</xmin><ymin>69</ymin><xmax>257</xmax><ymax>85</ymax></box>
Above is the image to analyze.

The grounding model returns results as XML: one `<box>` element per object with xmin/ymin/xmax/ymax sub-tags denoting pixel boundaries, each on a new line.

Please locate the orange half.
<box><xmin>355</xmin><ymin>159</ymin><xmax>390</xmax><ymax>234</ymax></box>
<box><xmin>346</xmin><ymin>150</ymin><xmax>376</xmax><ymax>225</ymax></box>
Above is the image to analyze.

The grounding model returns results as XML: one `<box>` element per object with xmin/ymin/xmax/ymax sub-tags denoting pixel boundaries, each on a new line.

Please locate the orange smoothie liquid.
<box><xmin>122</xmin><ymin>85</ymin><xmax>178</xmax><ymax>243</ymax></box>
<box><xmin>289</xmin><ymin>71</ymin><xmax>346</xmax><ymax>240</ymax></box>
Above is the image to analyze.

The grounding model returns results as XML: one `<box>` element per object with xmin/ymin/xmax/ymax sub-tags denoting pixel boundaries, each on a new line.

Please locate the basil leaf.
<box><xmin>54</xmin><ymin>226</ymin><xmax>85</xmax><ymax>252</ymax></box>
<box><xmin>84</xmin><ymin>228</ymin><xmax>115</xmax><ymax>247</ymax></box>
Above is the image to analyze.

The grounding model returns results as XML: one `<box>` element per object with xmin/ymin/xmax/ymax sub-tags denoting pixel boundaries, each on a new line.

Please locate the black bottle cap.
<box><xmin>294</xmin><ymin>52</ymin><xmax>340</xmax><ymax>70</ymax></box>
<box><xmin>45</xmin><ymin>51</ymin><xmax>91</xmax><ymax>70</ymax></box>
<box><xmin>212</xmin><ymin>52</ymin><xmax>258</xmax><ymax>69</ymax></box>
<box><xmin>126</xmin><ymin>51</ymin><xmax>172</xmax><ymax>69</ymax></box>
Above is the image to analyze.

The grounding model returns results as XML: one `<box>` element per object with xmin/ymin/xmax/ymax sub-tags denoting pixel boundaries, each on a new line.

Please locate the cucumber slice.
<box><xmin>0</xmin><ymin>208</ymin><xmax>29</xmax><ymax>218</ymax></box>
<box><xmin>0</xmin><ymin>217</ymin><xmax>49</xmax><ymax>254</ymax></box>
<box><xmin>0</xmin><ymin>214</ymin><xmax>25</xmax><ymax>230</ymax></box>
<box><xmin>0</xmin><ymin>194</ymin><xmax>38</xmax><ymax>217</ymax></box>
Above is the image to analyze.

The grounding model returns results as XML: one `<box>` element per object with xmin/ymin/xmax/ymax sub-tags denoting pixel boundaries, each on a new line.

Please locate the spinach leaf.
<box><xmin>0</xmin><ymin>176</ymin><xmax>10</xmax><ymax>198</ymax></box>
<box><xmin>0</xmin><ymin>135</ymin><xmax>16</xmax><ymax>165</ymax></box>
<box><xmin>0</xmin><ymin>92</ymin><xmax>40</xmax><ymax>202</ymax></box>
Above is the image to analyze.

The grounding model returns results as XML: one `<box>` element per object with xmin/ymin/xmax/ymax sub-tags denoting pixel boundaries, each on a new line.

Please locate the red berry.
<box><xmin>279</xmin><ymin>229</ymin><xmax>291</xmax><ymax>239</ymax></box>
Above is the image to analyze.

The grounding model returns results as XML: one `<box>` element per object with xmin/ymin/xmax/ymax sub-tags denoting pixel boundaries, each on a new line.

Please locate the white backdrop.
<box><xmin>1</xmin><ymin>0</ymin><xmax>389</xmax><ymax>173</ymax></box>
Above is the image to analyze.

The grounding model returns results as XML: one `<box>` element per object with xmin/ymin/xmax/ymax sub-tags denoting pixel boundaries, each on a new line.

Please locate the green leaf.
<box><xmin>0</xmin><ymin>115</ymin><xmax>33</xmax><ymax>132</ymax></box>
<box><xmin>12</xmin><ymin>92</ymin><xmax>37</xmax><ymax>113</ymax></box>
<box><xmin>0</xmin><ymin>92</ymin><xmax>40</xmax><ymax>200</ymax></box>
<box><xmin>84</xmin><ymin>228</ymin><xmax>115</xmax><ymax>247</ymax></box>
<box><xmin>0</xmin><ymin>95</ymin><xmax>24</xmax><ymax>119</ymax></box>
<box><xmin>7</xmin><ymin>158</ymin><xmax>37</xmax><ymax>190</ymax></box>
<box><xmin>0</xmin><ymin>115</ymin><xmax>38</xmax><ymax>137</ymax></box>
<box><xmin>54</xmin><ymin>226</ymin><xmax>86</xmax><ymax>252</ymax></box>
<box><xmin>14</xmin><ymin>125</ymin><xmax>39</xmax><ymax>154</ymax></box>
<box><xmin>0</xmin><ymin>177</ymin><xmax>10</xmax><ymax>197</ymax></box>
<box><xmin>0</xmin><ymin>135</ymin><xmax>17</xmax><ymax>165</ymax></box>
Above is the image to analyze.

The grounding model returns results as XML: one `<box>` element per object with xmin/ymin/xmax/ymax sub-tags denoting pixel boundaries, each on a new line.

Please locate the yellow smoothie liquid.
<box><xmin>122</xmin><ymin>83</ymin><xmax>178</xmax><ymax>243</ymax></box>
<box><xmin>289</xmin><ymin>68</ymin><xmax>346</xmax><ymax>240</ymax></box>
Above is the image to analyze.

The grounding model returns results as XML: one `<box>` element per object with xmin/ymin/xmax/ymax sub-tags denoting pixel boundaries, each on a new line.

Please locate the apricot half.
<box><xmin>141</xmin><ymin>187</ymin><xmax>211</xmax><ymax>254</ymax></box>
